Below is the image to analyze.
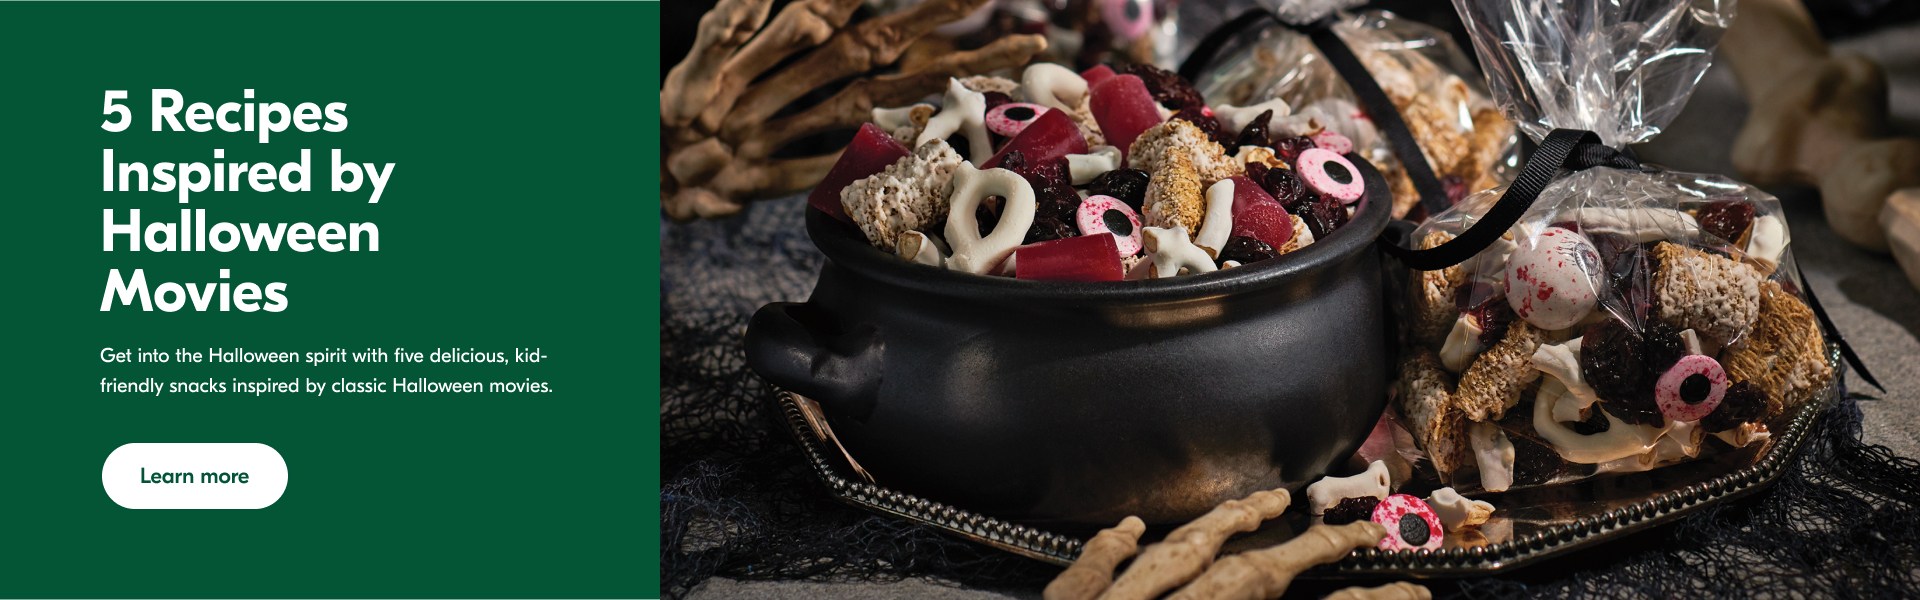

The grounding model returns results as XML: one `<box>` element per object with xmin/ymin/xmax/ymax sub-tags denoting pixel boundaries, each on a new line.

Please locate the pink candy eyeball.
<box><xmin>1295</xmin><ymin>148</ymin><xmax>1365</xmax><ymax>204</ymax></box>
<box><xmin>1372</xmin><ymin>494</ymin><xmax>1443</xmax><ymax>551</ymax></box>
<box><xmin>986</xmin><ymin>102</ymin><xmax>1050</xmax><ymax>137</ymax></box>
<box><xmin>1076</xmin><ymin>194</ymin><xmax>1143</xmax><ymax>256</ymax></box>
<box><xmin>1312</xmin><ymin>130</ymin><xmax>1354</xmax><ymax>155</ymax></box>
<box><xmin>1657</xmin><ymin>354</ymin><xmax>1729</xmax><ymax>422</ymax></box>
<box><xmin>1101</xmin><ymin>0</ymin><xmax>1154</xmax><ymax>41</ymax></box>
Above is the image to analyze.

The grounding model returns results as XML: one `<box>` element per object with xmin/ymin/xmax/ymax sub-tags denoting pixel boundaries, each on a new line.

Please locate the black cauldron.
<box><xmin>746</xmin><ymin>158</ymin><xmax>1394</xmax><ymax>527</ymax></box>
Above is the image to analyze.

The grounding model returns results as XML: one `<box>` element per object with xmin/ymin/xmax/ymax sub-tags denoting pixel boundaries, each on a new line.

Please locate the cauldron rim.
<box><xmin>806</xmin><ymin>153</ymin><xmax>1393</xmax><ymax>305</ymax></box>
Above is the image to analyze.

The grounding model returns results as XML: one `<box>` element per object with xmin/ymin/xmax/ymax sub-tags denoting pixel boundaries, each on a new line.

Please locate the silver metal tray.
<box><xmin>774</xmin><ymin>350</ymin><xmax>1843</xmax><ymax>576</ymax></box>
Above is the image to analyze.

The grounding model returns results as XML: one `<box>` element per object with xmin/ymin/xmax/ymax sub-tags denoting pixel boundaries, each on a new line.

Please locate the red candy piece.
<box><xmin>1372</xmin><ymin>494</ymin><xmax>1443</xmax><ymax>551</ymax></box>
<box><xmin>1081</xmin><ymin>64</ymin><xmax>1116</xmax><ymax>88</ymax></box>
<box><xmin>1227</xmin><ymin>175</ymin><xmax>1294</xmax><ymax>251</ymax></box>
<box><xmin>1090</xmin><ymin>74</ymin><xmax>1166</xmax><ymax>157</ymax></box>
<box><xmin>1015</xmin><ymin>234</ymin><xmax>1123</xmax><ymax>282</ymax></box>
<box><xmin>982</xmin><ymin>109</ymin><xmax>1088</xmax><ymax>170</ymax></box>
<box><xmin>807</xmin><ymin>123</ymin><xmax>909</xmax><ymax>221</ymax></box>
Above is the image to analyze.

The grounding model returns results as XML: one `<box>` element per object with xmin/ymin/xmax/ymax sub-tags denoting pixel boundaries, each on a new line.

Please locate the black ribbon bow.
<box><xmin>1183</xmin><ymin>10</ymin><xmax>1882</xmax><ymax>391</ymax></box>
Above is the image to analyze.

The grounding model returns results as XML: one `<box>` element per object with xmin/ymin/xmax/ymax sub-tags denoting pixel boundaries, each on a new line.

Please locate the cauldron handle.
<box><xmin>745</xmin><ymin>302</ymin><xmax>884</xmax><ymax>420</ymax></box>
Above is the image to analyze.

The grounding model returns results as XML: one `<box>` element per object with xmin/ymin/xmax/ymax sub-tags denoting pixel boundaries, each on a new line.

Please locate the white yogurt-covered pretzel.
<box><xmin>1141</xmin><ymin>226</ymin><xmax>1217</xmax><ymax>278</ymax></box>
<box><xmin>1018</xmin><ymin>62</ymin><xmax>1088</xmax><ymax>114</ymax></box>
<box><xmin>918</xmin><ymin>78</ymin><xmax>993</xmax><ymax>164</ymax></box>
<box><xmin>944</xmin><ymin>163</ymin><xmax>1036</xmax><ymax>274</ymax></box>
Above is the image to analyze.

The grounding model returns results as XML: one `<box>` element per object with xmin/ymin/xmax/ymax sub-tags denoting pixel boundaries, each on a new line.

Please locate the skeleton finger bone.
<box><xmin>1306</xmin><ymin>460</ymin><xmax>1391</xmax><ymax>523</ymax></box>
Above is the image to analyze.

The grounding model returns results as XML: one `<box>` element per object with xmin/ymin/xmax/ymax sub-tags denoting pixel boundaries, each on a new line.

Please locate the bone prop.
<box><xmin>1724</xmin><ymin>0</ymin><xmax>1920</xmax><ymax>252</ymax></box>
<box><xmin>1324</xmin><ymin>582</ymin><xmax>1434</xmax><ymax>600</ymax></box>
<box><xmin>1102</xmin><ymin>489</ymin><xmax>1291</xmax><ymax>600</ymax></box>
<box><xmin>944</xmin><ymin>163</ymin><xmax>1037</xmax><ymax>274</ymax></box>
<box><xmin>1020</xmin><ymin>62</ymin><xmax>1089</xmax><ymax>114</ymax></box>
<box><xmin>1306</xmin><ymin>460</ymin><xmax>1390</xmax><ymax>523</ymax></box>
<box><xmin>1426</xmin><ymin>487</ymin><xmax>1494</xmax><ymax>532</ymax></box>
<box><xmin>1163</xmin><ymin>521</ymin><xmax>1388</xmax><ymax>600</ymax></box>
<box><xmin>1196</xmin><ymin>179</ymin><xmax>1237</xmax><ymax>256</ymax></box>
<box><xmin>919</xmin><ymin>78</ymin><xmax>995</xmax><ymax>164</ymax></box>
<box><xmin>1041</xmin><ymin>516</ymin><xmax>1145</xmax><ymax>600</ymax></box>
<box><xmin>1066</xmin><ymin>146</ymin><xmax>1121</xmax><ymax>185</ymax></box>
<box><xmin>1142</xmin><ymin>226</ymin><xmax>1218</xmax><ymax>278</ymax></box>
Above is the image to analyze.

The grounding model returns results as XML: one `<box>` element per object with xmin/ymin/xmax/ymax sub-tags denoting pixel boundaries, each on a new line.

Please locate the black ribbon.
<box><xmin>1179</xmin><ymin>9</ymin><xmax>1452</xmax><ymax>217</ymax></box>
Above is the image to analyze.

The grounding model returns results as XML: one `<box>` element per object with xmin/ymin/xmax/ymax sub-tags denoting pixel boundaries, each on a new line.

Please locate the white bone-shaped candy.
<box><xmin>896</xmin><ymin>230</ymin><xmax>948</xmax><ymax>268</ymax></box>
<box><xmin>1067</xmin><ymin>146</ymin><xmax>1122</xmax><ymax>185</ymax></box>
<box><xmin>1427</xmin><ymin>487</ymin><xmax>1494</xmax><ymax>532</ymax></box>
<box><xmin>1019</xmin><ymin>63</ymin><xmax>1088</xmax><ymax>113</ymax></box>
<box><xmin>1214</xmin><ymin>98</ymin><xmax>1292</xmax><ymax>131</ymax></box>
<box><xmin>1745</xmin><ymin>213</ymin><xmax>1788</xmax><ymax>273</ymax></box>
<box><xmin>1195</xmin><ymin>179</ymin><xmax>1237</xmax><ymax>256</ymax></box>
<box><xmin>919</xmin><ymin>78</ymin><xmax>993</xmax><ymax>164</ymax></box>
<box><xmin>1142</xmin><ymin>226</ymin><xmax>1217</xmax><ymax>278</ymax></box>
<box><xmin>1305</xmin><ymin>460</ymin><xmax>1390</xmax><ymax>522</ymax></box>
<box><xmin>944</xmin><ymin>163</ymin><xmax>1036</xmax><ymax>274</ymax></box>
<box><xmin>1468</xmin><ymin>421</ymin><xmax>1515</xmax><ymax>492</ymax></box>
<box><xmin>1439</xmin><ymin>313</ymin><xmax>1485</xmax><ymax>373</ymax></box>
<box><xmin>873</xmin><ymin>103</ymin><xmax>933</xmax><ymax>131</ymax></box>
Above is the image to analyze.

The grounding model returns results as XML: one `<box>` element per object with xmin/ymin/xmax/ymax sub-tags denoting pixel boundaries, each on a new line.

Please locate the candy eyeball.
<box><xmin>1505</xmin><ymin>227</ymin><xmax>1603</xmax><ymax>331</ymax></box>
<box><xmin>986</xmin><ymin>102</ymin><xmax>1050</xmax><ymax>138</ymax></box>
<box><xmin>1372</xmin><ymin>494</ymin><xmax>1443</xmax><ymax>551</ymax></box>
<box><xmin>1295</xmin><ymin>148</ymin><xmax>1365</xmax><ymax>204</ymax></box>
<box><xmin>1312</xmin><ymin>130</ymin><xmax>1353</xmax><ymax>155</ymax></box>
<box><xmin>1076</xmin><ymin>194</ymin><xmax>1143</xmax><ymax>256</ymax></box>
<box><xmin>1101</xmin><ymin>0</ymin><xmax>1154</xmax><ymax>41</ymax></box>
<box><xmin>1656</xmin><ymin>354</ymin><xmax>1729</xmax><ymax>422</ymax></box>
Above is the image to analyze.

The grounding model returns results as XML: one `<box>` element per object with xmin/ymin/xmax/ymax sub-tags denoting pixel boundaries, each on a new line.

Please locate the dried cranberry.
<box><xmin>1236</xmin><ymin>109</ymin><xmax>1274</xmax><ymax>151</ymax></box>
<box><xmin>1322</xmin><ymin>496</ymin><xmax>1381</xmax><ymax>526</ymax></box>
<box><xmin>999</xmin><ymin>149</ymin><xmax>1027</xmax><ymax>171</ymax></box>
<box><xmin>1261</xmin><ymin>167</ymin><xmax>1312</xmax><ymax>214</ymax></box>
<box><xmin>1642</xmin><ymin>320</ymin><xmax>1689</xmax><ymax>374</ymax></box>
<box><xmin>1274</xmin><ymin>135</ymin><xmax>1316</xmax><ymax>167</ymax></box>
<box><xmin>1024</xmin><ymin>215</ymin><xmax>1077</xmax><ymax>243</ymax></box>
<box><xmin>1580</xmin><ymin>319</ymin><xmax>1663</xmax><ymax>425</ymax></box>
<box><xmin>1454</xmin><ymin>281</ymin><xmax>1499</xmax><ymax>311</ymax></box>
<box><xmin>1217</xmin><ymin>235</ymin><xmax>1279</xmax><ymax>265</ymax></box>
<box><xmin>1035</xmin><ymin>183</ymin><xmax>1082</xmax><ymax>222</ymax></box>
<box><xmin>1697</xmin><ymin>199</ymin><xmax>1756</xmax><ymax>245</ymax></box>
<box><xmin>1469</xmin><ymin>295</ymin><xmax>1516</xmax><ymax>346</ymax></box>
<box><xmin>1245</xmin><ymin>161</ymin><xmax>1271</xmax><ymax>185</ymax></box>
<box><xmin>975</xmin><ymin>201</ymin><xmax>1000</xmax><ymax>237</ymax></box>
<box><xmin>1299</xmin><ymin>192</ymin><xmax>1349</xmax><ymax>239</ymax></box>
<box><xmin>1702</xmin><ymin>381</ymin><xmax>1767</xmax><ymax>432</ymax></box>
<box><xmin>1121</xmin><ymin>63</ymin><xmax>1207</xmax><ymax>113</ymax></box>
<box><xmin>1442</xmin><ymin>174</ymin><xmax>1469</xmax><ymax>205</ymax></box>
<box><xmin>1087</xmin><ymin>168</ymin><xmax>1150</xmax><ymax>212</ymax></box>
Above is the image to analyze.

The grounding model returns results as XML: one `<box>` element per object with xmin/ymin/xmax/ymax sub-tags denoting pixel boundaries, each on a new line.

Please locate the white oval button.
<box><xmin>102</xmin><ymin>443</ymin><xmax>288</xmax><ymax>509</ymax></box>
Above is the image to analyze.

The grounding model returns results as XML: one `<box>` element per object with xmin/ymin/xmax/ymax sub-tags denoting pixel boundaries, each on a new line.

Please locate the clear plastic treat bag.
<box><xmin>1389</xmin><ymin>0</ymin><xmax>1847</xmax><ymax>493</ymax></box>
<box><xmin>1184</xmin><ymin>0</ymin><xmax>1520</xmax><ymax>220</ymax></box>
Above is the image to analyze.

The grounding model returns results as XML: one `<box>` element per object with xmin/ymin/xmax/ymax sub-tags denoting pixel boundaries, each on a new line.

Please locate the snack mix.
<box><xmin>1395</xmin><ymin>171</ymin><xmax>1833</xmax><ymax>492</ymax></box>
<box><xmin>809</xmin><ymin>62</ymin><xmax>1369</xmax><ymax>281</ymax></box>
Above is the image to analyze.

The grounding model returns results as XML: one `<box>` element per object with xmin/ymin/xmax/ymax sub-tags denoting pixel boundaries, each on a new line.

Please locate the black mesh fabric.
<box><xmin>660</xmin><ymin>197</ymin><xmax>1920</xmax><ymax>599</ymax></box>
